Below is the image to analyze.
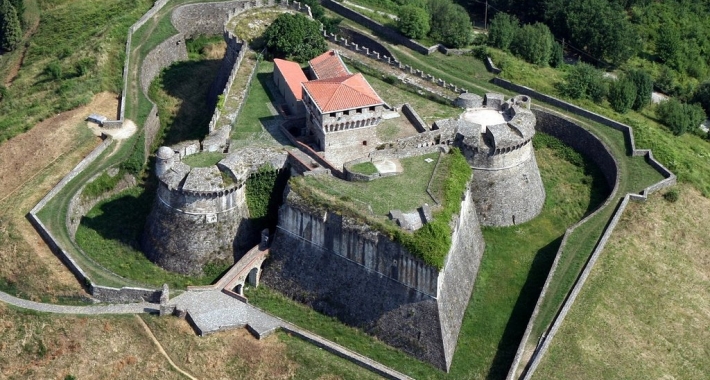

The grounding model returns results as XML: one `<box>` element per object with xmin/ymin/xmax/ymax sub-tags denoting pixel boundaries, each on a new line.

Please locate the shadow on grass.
<box><xmin>80</xmin><ymin>186</ymin><xmax>155</xmax><ymax>249</ymax></box>
<box><xmin>486</xmin><ymin>236</ymin><xmax>563</xmax><ymax>380</ymax></box>
<box><xmin>155</xmin><ymin>59</ymin><xmax>222</xmax><ymax>146</ymax></box>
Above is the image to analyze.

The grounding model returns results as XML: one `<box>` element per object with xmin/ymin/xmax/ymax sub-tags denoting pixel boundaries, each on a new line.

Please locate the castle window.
<box><xmin>362</xmin><ymin>140</ymin><xmax>367</xmax><ymax>146</ymax></box>
<box><xmin>344</xmin><ymin>110</ymin><xmax>349</xmax><ymax>115</ymax></box>
<box><xmin>356</xmin><ymin>108</ymin><xmax>362</xmax><ymax>114</ymax></box>
<box><xmin>329</xmin><ymin>112</ymin><xmax>336</xmax><ymax>117</ymax></box>
<box><xmin>369</xmin><ymin>106</ymin><xmax>375</xmax><ymax>111</ymax></box>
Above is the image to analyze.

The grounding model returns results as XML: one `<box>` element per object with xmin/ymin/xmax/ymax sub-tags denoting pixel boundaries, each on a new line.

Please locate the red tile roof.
<box><xmin>274</xmin><ymin>58</ymin><xmax>308</xmax><ymax>100</ymax></box>
<box><xmin>302</xmin><ymin>73</ymin><xmax>384</xmax><ymax>113</ymax></box>
<box><xmin>309</xmin><ymin>50</ymin><xmax>350</xmax><ymax>79</ymax></box>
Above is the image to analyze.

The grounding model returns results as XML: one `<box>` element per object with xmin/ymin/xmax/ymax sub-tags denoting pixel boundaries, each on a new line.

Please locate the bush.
<box><xmin>608</xmin><ymin>76</ymin><xmax>637</xmax><ymax>114</ymax></box>
<box><xmin>561</xmin><ymin>62</ymin><xmax>607</xmax><ymax>102</ymax></box>
<box><xmin>428</xmin><ymin>0</ymin><xmax>472</xmax><ymax>48</ymax></box>
<box><xmin>549</xmin><ymin>41</ymin><xmax>564</xmax><ymax>68</ymax></box>
<box><xmin>656</xmin><ymin>99</ymin><xmax>707</xmax><ymax>136</ymax></box>
<box><xmin>487</xmin><ymin>12</ymin><xmax>518</xmax><ymax>51</ymax></box>
<box><xmin>397</xmin><ymin>5</ymin><xmax>430</xmax><ymax>39</ymax></box>
<box><xmin>510</xmin><ymin>22</ymin><xmax>553</xmax><ymax>66</ymax></box>
<box><xmin>44</xmin><ymin>61</ymin><xmax>63</xmax><ymax>80</ymax></box>
<box><xmin>663</xmin><ymin>188</ymin><xmax>679</xmax><ymax>203</ymax></box>
<box><xmin>693</xmin><ymin>81</ymin><xmax>710</xmax><ymax>116</ymax></box>
<box><xmin>0</xmin><ymin>0</ymin><xmax>22</xmax><ymax>52</ymax></box>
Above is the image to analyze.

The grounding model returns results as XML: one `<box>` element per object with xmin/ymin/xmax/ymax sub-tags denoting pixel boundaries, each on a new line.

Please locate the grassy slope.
<box><xmin>0</xmin><ymin>0</ymin><xmax>153</xmax><ymax>142</ymax></box>
<box><xmin>534</xmin><ymin>184</ymin><xmax>710</xmax><ymax>379</ymax></box>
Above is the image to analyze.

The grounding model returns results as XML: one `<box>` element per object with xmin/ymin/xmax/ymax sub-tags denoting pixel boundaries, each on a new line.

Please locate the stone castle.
<box><xmin>140</xmin><ymin>3</ymin><xmax>545</xmax><ymax>372</ymax></box>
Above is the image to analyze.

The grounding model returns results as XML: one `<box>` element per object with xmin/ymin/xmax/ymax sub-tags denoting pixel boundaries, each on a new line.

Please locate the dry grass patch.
<box><xmin>0</xmin><ymin>92</ymin><xmax>116</xmax><ymax>300</ymax></box>
<box><xmin>0</xmin><ymin>304</ymin><xmax>179</xmax><ymax>379</ymax></box>
<box><xmin>534</xmin><ymin>183</ymin><xmax>710</xmax><ymax>380</ymax></box>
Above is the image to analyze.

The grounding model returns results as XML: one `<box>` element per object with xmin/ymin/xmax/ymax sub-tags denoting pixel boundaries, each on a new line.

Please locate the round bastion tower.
<box><xmin>143</xmin><ymin>144</ymin><xmax>288</xmax><ymax>275</ymax></box>
<box><xmin>454</xmin><ymin>93</ymin><xmax>546</xmax><ymax>226</ymax></box>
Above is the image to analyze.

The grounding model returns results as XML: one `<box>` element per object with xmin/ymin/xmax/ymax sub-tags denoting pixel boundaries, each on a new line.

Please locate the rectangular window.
<box><xmin>369</xmin><ymin>106</ymin><xmax>375</xmax><ymax>111</ymax></box>
<box><xmin>329</xmin><ymin>113</ymin><xmax>336</xmax><ymax>117</ymax></box>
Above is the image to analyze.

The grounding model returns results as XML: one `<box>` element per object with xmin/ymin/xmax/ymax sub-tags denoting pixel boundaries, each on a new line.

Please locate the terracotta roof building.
<box><xmin>273</xmin><ymin>58</ymin><xmax>308</xmax><ymax>115</ymax></box>
<box><xmin>273</xmin><ymin>50</ymin><xmax>387</xmax><ymax>167</ymax></box>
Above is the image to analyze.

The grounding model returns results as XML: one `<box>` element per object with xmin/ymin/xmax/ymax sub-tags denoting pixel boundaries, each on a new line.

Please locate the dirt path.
<box><xmin>137</xmin><ymin>316</ymin><xmax>198</xmax><ymax>380</ymax></box>
<box><xmin>0</xmin><ymin>92</ymin><xmax>119</xmax><ymax>299</ymax></box>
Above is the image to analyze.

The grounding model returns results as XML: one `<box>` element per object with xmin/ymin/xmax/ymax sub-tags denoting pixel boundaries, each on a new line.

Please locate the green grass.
<box><xmin>181</xmin><ymin>152</ymin><xmax>225</xmax><ymax>167</ymax></box>
<box><xmin>349</xmin><ymin>161</ymin><xmax>379</xmax><ymax>175</ymax></box>
<box><xmin>250</xmin><ymin>134</ymin><xmax>609</xmax><ymax>378</ymax></box>
<box><xmin>231</xmin><ymin>60</ymin><xmax>276</xmax><ymax>140</ymax></box>
<box><xmin>0</xmin><ymin>0</ymin><xmax>153</xmax><ymax>143</ymax></box>
<box><xmin>301</xmin><ymin>152</ymin><xmax>441</xmax><ymax>216</ymax></box>
<box><xmin>81</xmin><ymin>168</ymin><xmax>125</xmax><ymax>199</ymax></box>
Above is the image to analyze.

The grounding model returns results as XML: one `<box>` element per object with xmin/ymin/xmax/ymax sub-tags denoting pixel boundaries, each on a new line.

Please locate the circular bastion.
<box><xmin>454</xmin><ymin>93</ymin><xmax>546</xmax><ymax>226</ymax></box>
<box><xmin>143</xmin><ymin>144</ymin><xmax>288</xmax><ymax>275</ymax></box>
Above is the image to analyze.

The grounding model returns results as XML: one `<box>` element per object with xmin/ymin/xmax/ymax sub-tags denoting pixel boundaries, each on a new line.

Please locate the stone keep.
<box><xmin>454</xmin><ymin>93</ymin><xmax>546</xmax><ymax>226</ymax></box>
<box><xmin>143</xmin><ymin>146</ymin><xmax>288</xmax><ymax>275</ymax></box>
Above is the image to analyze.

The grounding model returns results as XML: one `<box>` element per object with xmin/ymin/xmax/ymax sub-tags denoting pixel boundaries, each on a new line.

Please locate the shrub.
<box><xmin>397</xmin><ymin>5</ymin><xmax>430</xmax><ymax>40</ymax></box>
<box><xmin>608</xmin><ymin>76</ymin><xmax>637</xmax><ymax>114</ymax></box>
<box><xmin>627</xmin><ymin>69</ymin><xmax>653</xmax><ymax>111</ymax></box>
<box><xmin>561</xmin><ymin>62</ymin><xmax>607</xmax><ymax>102</ymax></box>
<box><xmin>656</xmin><ymin>99</ymin><xmax>707</xmax><ymax>136</ymax></box>
<box><xmin>428</xmin><ymin>0</ymin><xmax>472</xmax><ymax>48</ymax></box>
<box><xmin>549</xmin><ymin>41</ymin><xmax>564</xmax><ymax>68</ymax></box>
<box><xmin>487</xmin><ymin>12</ymin><xmax>518</xmax><ymax>51</ymax></box>
<box><xmin>510</xmin><ymin>22</ymin><xmax>553</xmax><ymax>66</ymax></box>
<box><xmin>663</xmin><ymin>188</ymin><xmax>679</xmax><ymax>203</ymax></box>
<box><xmin>693</xmin><ymin>81</ymin><xmax>710</xmax><ymax>116</ymax></box>
<box><xmin>0</xmin><ymin>0</ymin><xmax>22</xmax><ymax>52</ymax></box>
<box><xmin>44</xmin><ymin>61</ymin><xmax>63</xmax><ymax>80</ymax></box>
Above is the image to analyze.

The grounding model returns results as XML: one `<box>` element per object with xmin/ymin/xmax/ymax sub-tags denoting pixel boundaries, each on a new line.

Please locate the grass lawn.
<box><xmin>231</xmin><ymin>60</ymin><xmax>279</xmax><ymax>143</ymax></box>
<box><xmin>250</xmin><ymin>133</ymin><xmax>609</xmax><ymax>379</ymax></box>
<box><xmin>349</xmin><ymin>161</ymin><xmax>378</xmax><ymax>175</ymax></box>
<box><xmin>301</xmin><ymin>152</ymin><xmax>441</xmax><ymax>217</ymax></box>
<box><xmin>534</xmin><ymin>184</ymin><xmax>710</xmax><ymax>379</ymax></box>
<box><xmin>181</xmin><ymin>152</ymin><xmax>226</xmax><ymax>167</ymax></box>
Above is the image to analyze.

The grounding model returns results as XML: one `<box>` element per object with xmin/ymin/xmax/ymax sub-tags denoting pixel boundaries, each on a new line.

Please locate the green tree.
<box><xmin>608</xmin><ymin>75</ymin><xmax>637</xmax><ymax>114</ymax></box>
<box><xmin>9</xmin><ymin>0</ymin><xmax>22</xmax><ymax>27</ymax></box>
<box><xmin>0</xmin><ymin>0</ymin><xmax>22</xmax><ymax>52</ymax></box>
<box><xmin>264</xmin><ymin>13</ymin><xmax>326</xmax><ymax>62</ymax></box>
<box><xmin>549</xmin><ymin>40</ymin><xmax>564</xmax><ymax>68</ymax></box>
<box><xmin>656</xmin><ymin>99</ymin><xmax>707</xmax><ymax>136</ymax></box>
<box><xmin>627</xmin><ymin>69</ymin><xmax>653</xmax><ymax>110</ymax></box>
<box><xmin>656</xmin><ymin>26</ymin><xmax>681</xmax><ymax>66</ymax></box>
<box><xmin>397</xmin><ymin>5</ymin><xmax>430</xmax><ymax>39</ymax></box>
<box><xmin>428</xmin><ymin>0</ymin><xmax>472</xmax><ymax>48</ymax></box>
<box><xmin>510</xmin><ymin>22</ymin><xmax>553</xmax><ymax>66</ymax></box>
<box><xmin>693</xmin><ymin>81</ymin><xmax>710</xmax><ymax>116</ymax></box>
<box><xmin>487</xmin><ymin>12</ymin><xmax>519</xmax><ymax>51</ymax></box>
<box><xmin>561</xmin><ymin>62</ymin><xmax>607</xmax><ymax>102</ymax></box>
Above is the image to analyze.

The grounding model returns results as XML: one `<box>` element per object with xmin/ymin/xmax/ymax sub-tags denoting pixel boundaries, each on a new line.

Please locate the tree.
<box><xmin>510</xmin><ymin>22</ymin><xmax>553</xmax><ymax>66</ymax></box>
<box><xmin>627</xmin><ymin>69</ymin><xmax>653</xmax><ymax>111</ymax></box>
<box><xmin>428</xmin><ymin>0</ymin><xmax>472</xmax><ymax>48</ymax></box>
<box><xmin>0</xmin><ymin>0</ymin><xmax>22</xmax><ymax>52</ymax></box>
<box><xmin>549</xmin><ymin>41</ymin><xmax>564</xmax><ymax>67</ymax></box>
<box><xmin>264</xmin><ymin>13</ymin><xmax>326</xmax><ymax>63</ymax></box>
<box><xmin>608</xmin><ymin>76</ymin><xmax>637</xmax><ymax>114</ymax></box>
<box><xmin>487</xmin><ymin>12</ymin><xmax>519</xmax><ymax>51</ymax></box>
<box><xmin>656</xmin><ymin>99</ymin><xmax>707</xmax><ymax>136</ymax></box>
<box><xmin>561</xmin><ymin>62</ymin><xmax>607</xmax><ymax>102</ymax></box>
<box><xmin>693</xmin><ymin>81</ymin><xmax>710</xmax><ymax>116</ymax></box>
<box><xmin>397</xmin><ymin>5</ymin><xmax>430</xmax><ymax>40</ymax></box>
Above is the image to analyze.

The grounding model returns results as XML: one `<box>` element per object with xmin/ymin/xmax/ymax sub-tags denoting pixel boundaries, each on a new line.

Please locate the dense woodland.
<box><xmin>349</xmin><ymin>0</ymin><xmax>710</xmax><ymax>135</ymax></box>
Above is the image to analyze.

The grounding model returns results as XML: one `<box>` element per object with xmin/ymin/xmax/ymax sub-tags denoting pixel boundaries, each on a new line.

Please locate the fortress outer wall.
<box><xmin>262</xmin><ymin>187</ymin><xmax>485</xmax><ymax>371</ymax></box>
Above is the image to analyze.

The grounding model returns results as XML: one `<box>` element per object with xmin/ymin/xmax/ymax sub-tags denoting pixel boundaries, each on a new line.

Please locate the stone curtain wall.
<box><xmin>504</xmin><ymin>108</ymin><xmax>676</xmax><ymax>379</ymax></box>
<box><xmin>401</xmin><ymin>103</ymin><xmax>429</xmax><ymax>132</ymax></box>
<box><xmin>264</xmin><ymin>184</ymin><xmax>485</xmax><ymax>370</ymax></box>
<box><xmin>337</xmin><ymin>26</ymin><xmax>394</xmax><ymax>59</ymax></box>
<box><xmin>322</xmin><ymin>0</ymin><xmax>437</xmax><ymax>55</ymax></box>
<box><xmin>207</xmin><ymin>32</ymin><xmax>244</xmax><ymax>118</ymax></box>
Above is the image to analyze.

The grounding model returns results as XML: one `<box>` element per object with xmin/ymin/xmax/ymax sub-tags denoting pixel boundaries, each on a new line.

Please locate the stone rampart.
<box><xmin>171</xmin><ymin>0</ymin><xmax>257</xmax><ymax>38</ymax></box>
<box><xmin>337</xmin><ymin>26</ymin><xmax>394</xmax><ymax>59</ymax></box>
<box><xmin>322</xmin><ymin>0</ymin><xmax>437</xmax><ymax>55</ymax></box>
<box><xmin>91</xmin><ymin>285</ymin><xmax>162</xmax><ymax>303</ymax></box>
<box><xmin>140</xmin><ymin>34</ymin><xmax>188</xmax><ymax>94</ymax></box>
<box><xmin>263</xmin><ymin>186</ymin><xmax>485</xmax><ymax>370</ymax></box>
<box><xmin>401</xmin><ymin>103</ymin><xmax>428</xmax><ymax>132</ymax></box>
<box><xmin>67</xmin><ymin>171</ymin><xmax>137</xmax><ymax>237</ymax></box>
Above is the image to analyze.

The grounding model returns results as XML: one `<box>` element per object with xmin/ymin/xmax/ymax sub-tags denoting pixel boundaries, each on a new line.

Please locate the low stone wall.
<box><xmin>343</xmin><ymin>157</ymin><xmax>398</xmax><ymax>182</ymax></box>
<box><xmin>337</xmin><ymin>26</ymin><xmax>394</xmax><ymax>59</ymax></box>
<box><xmin>322</xmin><ymin>0</ymin><xmax>437</xmax><ymax>55</ymax></box>
<box><xmin>401</xmin><ymin>103</ymin><xmax>428</xmax><ymax>132</ymax></box>
<box><xmin>91</xmin><ymin>285</ymin><xmax>162</xmax><ymax>303</ymax></box>
<box><xmin>67</xmin><ymin>171</ymin><xmax>137</xmax><ymax>237</ymax></box>
<box><xmin>171</xmin><ymin>0</ymin><xmax>256</xmax><ymax>38</ymax></box>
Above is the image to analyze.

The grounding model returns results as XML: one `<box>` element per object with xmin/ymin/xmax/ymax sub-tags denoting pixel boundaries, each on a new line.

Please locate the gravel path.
<box><xmin>0</xmin><ymin>291</ymin><xmax>158</xmax><ymax>314</ymax></box>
